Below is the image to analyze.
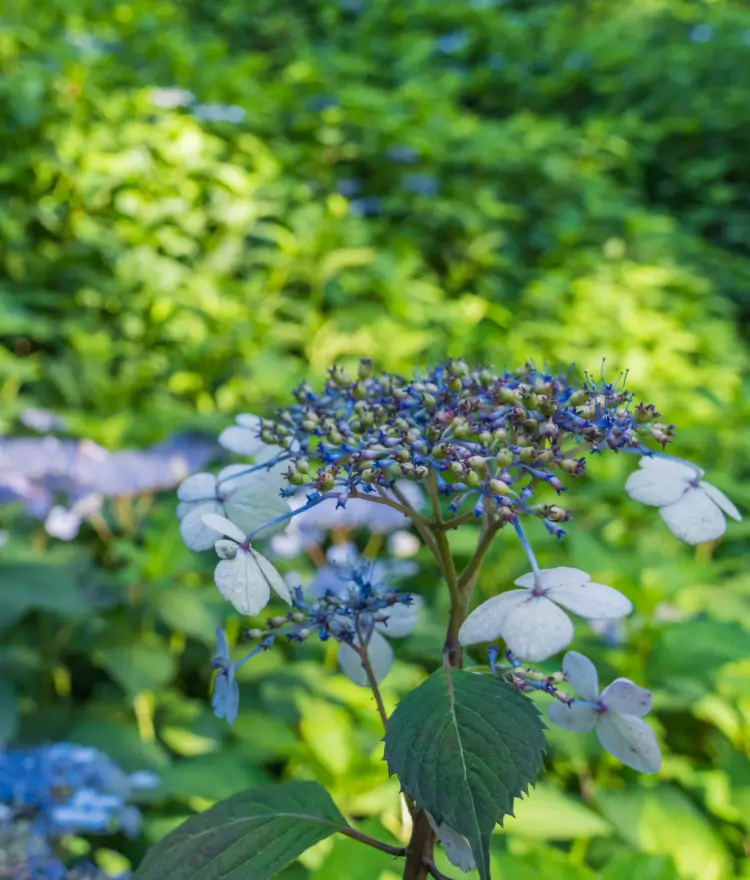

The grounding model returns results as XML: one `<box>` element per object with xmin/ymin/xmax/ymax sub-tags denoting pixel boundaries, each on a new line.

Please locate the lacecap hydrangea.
<box><xmin>169</xmin><ymin>359</ymin><xmax>740</xmax><ymax>878</ymax></box>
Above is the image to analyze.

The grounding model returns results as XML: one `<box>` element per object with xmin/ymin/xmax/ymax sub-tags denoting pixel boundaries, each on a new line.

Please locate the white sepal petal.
<box><xmin>252</xmin><ymin>549</ymin><xmax>292</xmax><ymax>605</ymax></box>
<box><xmin>374</xmin><ymin>596</ymin><xmax>422</xmax><ymax>638</ymax></box>
<box><xmin>659</xmin><ymin>487</ymin><xmax>726</xmax><ymax>544</ymax></box>
<box><xmin>214</xmin><ymin>552</ymin><xmax>270</xmax><ymax>616</ymax></box>
<box><xmin>600</xmin><ymin>679</ymin><xmax>652</xmax><ymax>717</ymax></box>
<box><xmin>514</xmin><ymin>567</ymin><xmax>589</xmax><ymax>590</ymax></box>
<box><xmin>235</xmin><ymin>413</ymin><xmax>263</xmax><ymax>431</ymax></box>
<box><xmin>223</xmin><ymin>469</ymin><xmax>290</xmax><ymax>536</ymax></box>
<box><xmin>638</xmin><ymin>456</ymin><xmax>700</xmax><ymax>478</ymax></box>
<box><xmin>179</xmin><ymin>501</ymin><xmax>222</xmax><ymax>551</ymax></box>
<box><xmin>177</xmin><ymin>472</ymin><xmax>217</xmax><ymax>503</ymax></box>
<box><xmin>425</xmin><ymin>814</ymin><xmax>476</xmax><ymax>873</ymax></box>
<box><xmin>215</xmin><ymin>539</ymin><xmax>239</xmax><ymax>560</ymax></box>
<box><xmin>547</xmin><ymin>580</ymin><xmax>632</xmax><ymax>620</ymax></box>
<box><xmin>624</xmin><ymin>467</ymin><xmax>686</xmax><ymax>507</ymax></box>
<box><xmin>500</xmin><ymin>595</ymin><xmax>574</xmax><ymax>662</ymax></box>
<box><xmin>561</xmin><ymin>651</ymin><xmax>599</xmax><ymax>701</ymax></box>
<box><xmin>458</xmin><ymin>591</ymin><xmax>528</xmax><ymax>646</ymax></box>
<box><xmin>596</xmin><ymin>712</ymin><xmax>661</xmax><ymax>774</ymax></box>
<box><xmin>218</xmin><ymin>425</ymin><xmax>265</xmax><ymax>456</ymax></box>
<box><xmin>547</xmin><ymin>700</ymin><xmax>598</xmax><ymax>733</ymax></box>
<box><xmin>701</xmin><ymin>482</ymin><xmax>742</xmax><ymax>522</ymax></box>
<box><xmin>338</xmin><ymin>630</ymin><xmax>394</xmax><ymax>686</ymax></box>
<box><xmin>202</xmin><ymin>513</ymin><xmax>246</xmax><ymax>544</ymax></box>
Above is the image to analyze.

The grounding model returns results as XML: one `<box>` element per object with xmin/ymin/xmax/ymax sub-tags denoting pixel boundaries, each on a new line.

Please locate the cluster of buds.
<box><xmin>243</xmin><ymin>560</ymin><xmax>416</xmax><ymax>648</ymax></box>
<box><xmin>248</xmin><ymin>359</ymin><xmax>668</xmax><ymax>536</ymax></box>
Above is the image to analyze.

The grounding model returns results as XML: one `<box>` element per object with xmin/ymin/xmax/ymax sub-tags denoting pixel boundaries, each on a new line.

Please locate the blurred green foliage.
<box><xmin>2</xmin><ymin>0</ymin><xmax>750</xmax><ymax>877</ymax></box>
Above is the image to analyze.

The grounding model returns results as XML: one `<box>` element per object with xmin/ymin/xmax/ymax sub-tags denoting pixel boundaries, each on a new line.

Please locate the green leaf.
<box><xmin>97</xmin><ymin>644</ymin><xmax>176</xmax><ymax>697</ymax></box>
<box><xmin>502</xmin><ymin>784</ymin><xmax>612</xmax><ymax>840</ymax></box>
<box><xmin>133</xmin><ymin>781</ymin><xmax>350</xmax><ymax>880</ymax></box>
<box><xmin>0</xmin><ymin>681</ymin><xmax>19</xmax><ymax>742</ymax></box>
<box><xmin>383</xmin><ymin>667</ymin><xmax>546</xmax><ymax>880</ymax></box>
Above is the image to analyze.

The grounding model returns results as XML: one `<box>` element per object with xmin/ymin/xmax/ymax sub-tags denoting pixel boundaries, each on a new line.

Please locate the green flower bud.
<box><xmin>478</xmin><ymin>431</ymin><xmax>493</xmax><ymax>446</ymax></box>
<box><xmin>498</xmin><ymin>387</ymin><xmax>523</xmax><ymax>405</ymax></box>
<box><xmin>467</xmin><ymin>455</ymin><xmax>486</xmax><ymax>472</ymax></box>
<box><xmin>288</xmin><ymin>471</ymin><xmax>305</xmax><ymax>485</ymax></box>
<box><xmin>493</xmin><ymin>428</ymin><xmax>507</xmax><ymax>442</ymax></box>
<box><xmin>465</xmin><ymin>471</ymin><xmax>481</xmax><ymax>488</ymax></box>
<box><xmin>568</xmin><ymin>389</ymin><xmax>590</xmax><ymax>407</ymax></box>
<box><xmin>448</xmin><ymin>377</ymin><xmax>463</xmax><ymax>393</ymax></box>
<box><xmin>319</xmin><ymin>472</ymin><xmax>335</xmax><ymax>491</ymax></box>
<box><xmin>519</xmin><ymin>447</ymin><xmax>536</xmax><ymax>464</ymax></box>
<box><xmin>449</xmin><ymin>461</ymin><xmax>465</xmax><ymax>476</ymax></box>
<box><xmin>495</xmin><ymin>448</ymin><xmax>514</xmax><ymax>467</ymax></box>
<box><xmin>296</xmin><ymin>459</ymin><xmax>310</xmax><ymax>474</ymax></box>
<box><xmin>358</xmin><ymin>358</ymin><xmax>373</xmax><ymax>380</ymax></box>
<box><xmin>489</xmin><ymin>479</ymin><xmax>510</xmax><ymax>496</ymax></box>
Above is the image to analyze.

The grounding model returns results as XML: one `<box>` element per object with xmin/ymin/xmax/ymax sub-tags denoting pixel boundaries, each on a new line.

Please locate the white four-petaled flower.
<box><xmin>625</xmin><ymin>455</ymin><xmax>741</xmax><ymax>545</ymax></box>
<box><xmin>177</xmin><ymin>457</ymin><xmax>289</xmax><ymax>551</ymax></box>
<box><xmin>202</xmin><ymin>513</ymin><xmax>291</xmax><ymax>615</ymax></box>
<box><xmin>458</xmin><ymin>567</ymin><xmax>632</xmax><ymax>662</ymax></box>
<box><xmin>218</xmin><ymin>414</ymin><xmax>266</xmax><ymax>457</ymax></box>
<box><xmin>548</xmin><ymin>651</ymin><xmax>661</xmax><ymax>774</ymax></box>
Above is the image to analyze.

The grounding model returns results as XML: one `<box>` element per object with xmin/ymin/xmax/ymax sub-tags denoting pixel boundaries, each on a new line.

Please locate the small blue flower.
<box><xmin>211</xmin><ymin>628</ymin><xmax>240</xmax><ymax>725</ymax></box>
<box><xmin>689</xmin><ymin>24</ymin><xmax>713</xmax><ymax>43</ymax></box>
<box><xmin>386</xmin><ymin>145</ymin><xmax>419</xmax><ymax>164</ymax></box>
<box><xmin>435</xmin><ymin>31</ymin><xmax>469</xmax><ymax>55</ymax></box>
<box><xmin>336</xmin><ymin>178</ymin><xmax>361</xmax><ymax>197</ymax></box>
<box><xmin>401</xmin><ymin>173</ymin><xmax>439</xmax><ymax>197</ymax></box>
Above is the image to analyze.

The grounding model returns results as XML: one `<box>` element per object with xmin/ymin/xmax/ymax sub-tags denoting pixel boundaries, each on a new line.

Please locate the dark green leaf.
<box><xmin>97</xmin><ymin>644</ymin><xmax>176</xmax><ymax>697</ymax></box>
<box><xmin>383</xmin><ymin>667</ymin><xmax>546</xmax><ymax>880</ymax></box>
<box><xmin>0</xmin><ymin>681</ymin><xmax>19</xmax><ymax>742</ymax></box>
<box><xmin>133</xmin><ymin>781</ymin><xmax>350</xmax><ymax>880</ymax></box>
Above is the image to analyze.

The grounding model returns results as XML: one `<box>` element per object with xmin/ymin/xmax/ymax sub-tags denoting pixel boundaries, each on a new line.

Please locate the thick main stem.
<box><xmin>403</xmin><ymin>480</ymin><xmax>469</xmax><ymax>880</ymax></box>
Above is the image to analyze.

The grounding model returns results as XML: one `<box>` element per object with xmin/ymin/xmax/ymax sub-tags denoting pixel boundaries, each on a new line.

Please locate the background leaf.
<box><xmin>133</xmin><ymin>781</ymin><xmax>350</xmax><ymax>880</ymax></box>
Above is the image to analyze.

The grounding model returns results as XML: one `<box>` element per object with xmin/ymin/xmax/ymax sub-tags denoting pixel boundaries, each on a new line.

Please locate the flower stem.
<box><xmin>339</xmin><ymin>826</ymin><xmax>407</xmax><ymax>857</ymax></box>
<box><xmin>354</xmin><ymin>625</ymin><xmax>389</xmax><ymax>731</ymax></box>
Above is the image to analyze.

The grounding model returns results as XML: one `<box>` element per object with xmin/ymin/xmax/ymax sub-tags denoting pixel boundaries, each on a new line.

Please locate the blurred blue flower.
<box><xmin>306</xmin><ymin>95</ymin><xmax>338</xmax><ymax>112</ymax></box>
<box><xmin>689</xmin><ymin>24</ymin><xmax>713</xmax><ymax>43</ymax></box>
<box><xmin>401</xmin><ymin>173</ymin><xmax>440</xmax><ymax>197</ymax></box>
<box><xmin>349</xmin><ymin>197</ymin><xmax>382</xmax><ymax>217</ymax></box>
<box><xmin>0</xmin><ymin>743</ymin><xmax>155</xmax><ymax>879</ymax></box>
<box><xmin>192</xmin><ymin>104</ymin><xmax>246</xmax><ymax>124</ymax></box>
<box><xmin>386</xmin><ymin>145</ymin><xmax>419</xmax><ymax>164</ymax></box>
<box><xmin>19</xmin><ymin>408</ymin><xmax>66</xmax><ymax>434</ymax></box>
<box><xmin>435</xmin><ymin>31</ymin><xmax>469</xmax><ymax>55</ymax></box>
<box><xmin>336</xmin><ymin>178</ymin><xmax>361</xmax><ymax>197</ymax></box>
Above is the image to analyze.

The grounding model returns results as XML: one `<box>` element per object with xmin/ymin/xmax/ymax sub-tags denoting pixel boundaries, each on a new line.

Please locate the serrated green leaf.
<box><xmin>383</xmin><ymin>667</ymin><xmax>546</xmax><ymax>880</ymax></box>
<box><xmin>133</xmin><ymin>781</ymin><xmax>350</xmax><ymax>880</ymax></box>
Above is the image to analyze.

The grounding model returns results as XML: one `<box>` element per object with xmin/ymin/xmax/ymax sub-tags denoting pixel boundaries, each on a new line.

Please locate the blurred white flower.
<box><xmin>425</xmin><ymin>813</ymin><xmax>475</xmax><ymax>873</ymax></box>
<box><xmin>149</xmin><ymin>87</ymin><xmax>194</xmax><ymax>109</ymax></box>
<box><xmin>458</xmin><ymin>567</ymin><xmax>632</xmax><ymax>661</ymax></box>
<box><xmin>202</xmin><ymin>513</ymin><xmax>291</xmax><ymax>615</ymax></box>
<box><xmin>44</xmin><ymin>494</ymin><xmax>103</xmax><ymax>541</ymax></box>
<box><xmin>625</xmin><ymin>456</ymin><xmax>740</xmax><ymax>544</ymax></box>
<box><xmin>387</xmin><ymin>529</ymin><xmax>420</xmax><ymax>558</ymax></box>
<box><xmin>192</xmin><ymin>103</ymin><xmax>246</xmax><ymax>124</ymax></box>
<box><xmin>548</xmin><ymin>651</ymin><xmax>661</xmax><ymax>774</ymax></box>
<box><xmin>177</xmin><ymin>460</ymin><xmax>289</xmax><ymax>551</ymax></box>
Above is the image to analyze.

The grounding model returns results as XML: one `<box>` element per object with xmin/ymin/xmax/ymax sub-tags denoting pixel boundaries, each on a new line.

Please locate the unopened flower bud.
<box><xmin>358</xmin><ymin>358</ymin><xmax>373</xmax><ymax>380</ymax></box>
<box><xmin>296</xmin><ymin>459</ymin><xmax>310</xmax><ymax>474</ymax></box>
<box><xmin>447</xmin><ymin>377</ymin><xmax>462</xmax><ymax>393</ymax></box>
<box><xmin>496</xmin><ymin>448</ymin><xmax>513</xmax><ymax>467</ymax></box>
<box><xmin>360</xmin><ymin>468</ymin><xmax>376</xmax><ymax>483</ymax></box>
<box><xmin>292</xmin><ymin>612</ymin><xmax>306</xmax><ymax>623</ymax></box>
<box><xmin>536</xmin><ymin>449</ymin><xmax>554</xmax><ymax>463</ymax></box>
<box><xmin>523</xmin><ymin>418</ymin><xmax>539</xmax><ymax>433</ymax></box>
<box><xmin>396</xmin><ymin>448</ymin><xmax>411</xmax><ymax>462</ymax></box>
<box><xmin>519</xmin><ymin>447</ymin><xmax>536</xmax><ymax>464</ymax></box>
<box><xmin>467</xmin><ymin>455</ymin><xmax>486</xmax><ymax>472</ymax></box>
<box><xmin>413</xmin><ymin>465</ymin><xmax>429</xmax><ymax>480</ymax></box>
<box><xmin>489</xmin><ymin>479</ymin><xmax>510</xmax><ymax>496</ymax></box>
<box><xmin>560</xmin><ymin>458</ymin><xmax>584</xmax><ymax>475</ymax></box>
<box><xmin>478</xmin><ymin>431</ymin><xmax>492</xmax><ymax>445</ymax></box>
<box><xmin>261</xmin><ymin>430</ymin><xmax>275</xmax><ymax>444</ymax></box>
<box><xmin>498</xmin><ymin>386</ymin><xmax>523</xmax><ymax>405</ymax></box>
<box><xmin>493</xmin><ymin>428</ymin><xmax>507</xmax><ymax>442</ymax></box>
<box><xmin>423</xmin><ymin>392</ymin><xmax>436</xmax><ymax>408</ymax></box>
<box><xmin>246</xmin><ymin>628</ymin><xmax>264</xmax><ymax>639</ymax></box>
<box><xmin>288</xmin><ymin>471</ymin><xmax>305</xmax><ymax>486</ymax></box>
<box><xmin>449</xmin><ymin>461</ymin><xmax>465</xmax><ymax>476</ymax></box>
<box><xmin>539</xmin><ymin>420</ymin><xmax>558</xmax><ymax>438</ymax></box>
<box><xmin>297</xmin><ymin>628</ymin><xmax>310</xmax><ymax>640</ymax></box>
<box><xmin>318</xmin><ymin>472</ymin><xmax>335</xmax><ymax>491</ymax></box>
<box><xmin>568</xmin><ymin>389</ymin><xmax>590</xmax><ymax>407</ymax></box>
<box><xmin>268</xmin><ymin>616</ymin><xmax>287</xmax><ymax>628</ymax></box>
<box><xmin>465</xmin><ymin>470</ymin><xmax>481</xmax><ymax>488</ymax></box>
